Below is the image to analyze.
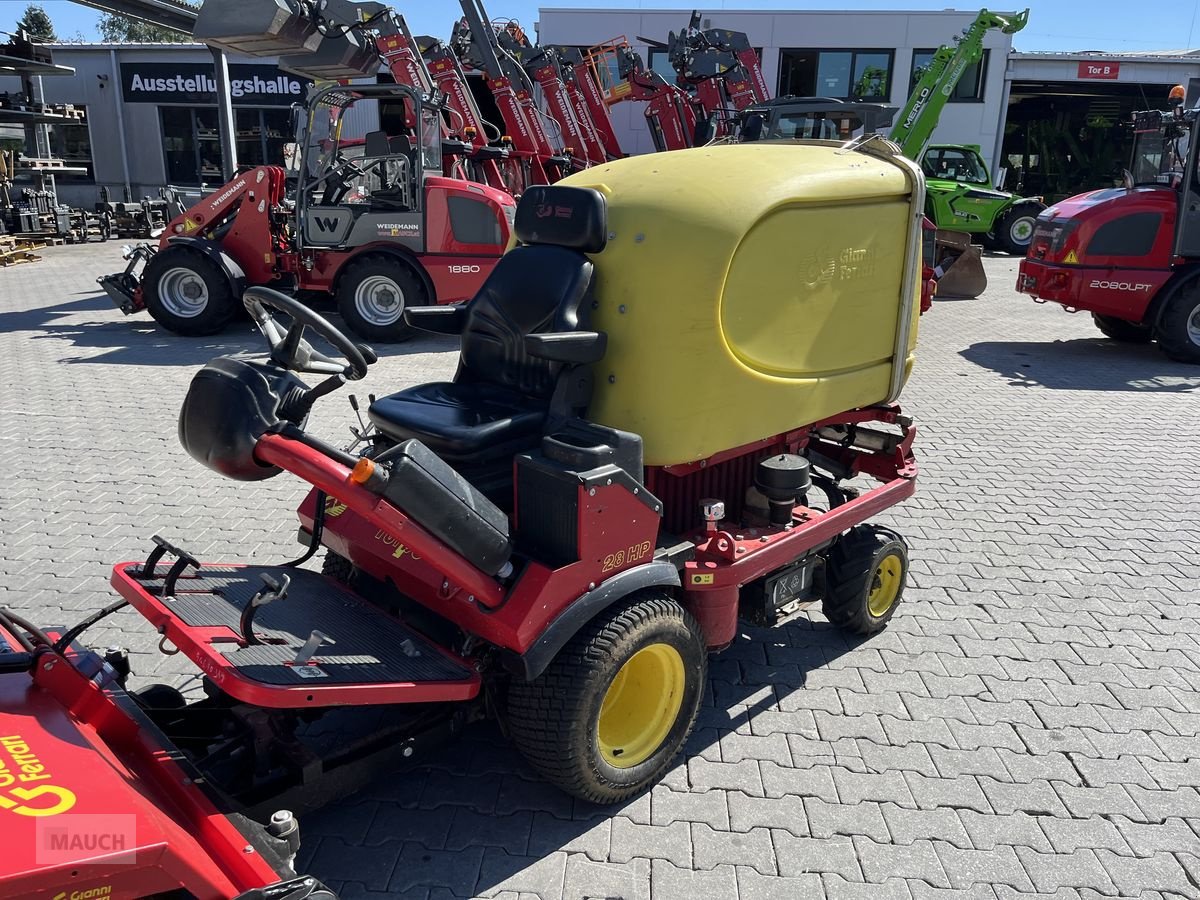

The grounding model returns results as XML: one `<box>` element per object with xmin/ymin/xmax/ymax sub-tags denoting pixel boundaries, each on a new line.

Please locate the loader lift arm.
<box><xmin>497</xmin><ymin>28</ymin><xmax>608</xmax><ymax>166</ymax></box>
<box><xmin>889</xmin><ymin>7</ymin><xmax>1029</xmax><ymax>159</ymax></box>
<box><xmin>552</xmin><ymin>45</ymin><xmax>625</xmax><ymax>160</ymax></box>
<box><xmin>612</xmin><ymin>41</ymin><xmax>699</xmax><ymax>152</ymax></box>
<box><xmin>452</xmin><ymin>0</ymin><xmax>573</xmax><ymax>185</ymax></box>
<box><xmin>647</xmin><ymin>10</ymin><xmax>768</xmax><ymax>140</ymax></box>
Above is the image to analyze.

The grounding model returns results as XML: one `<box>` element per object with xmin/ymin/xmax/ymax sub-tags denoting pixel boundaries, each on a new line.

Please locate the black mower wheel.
<box><xmin>336</xmin><ymin>255</ymin><xmax>425</xmax><ymax>343</ymax></box>
<box><xmin>995</xmin><ymin>206</ymin><xmax>1041</xmax><ymax>256</ymax></box>
<box><xmin>823</xmin><ymin>526</ymin><xmax>909</xmax><ymax>636</ymax></box>
<box><xmin>1093</xmin><ymin>313</ymin><xmax>1152</xmax><ymax>344</ymax></box>
<box><xmin>142</xmin><ymin>245</ymin><xmax>239</xmax><ymax>336</ymax></box>
<box><xmin>321</xmin><ymin>549</ymin><xmax>354</xmax><ymax>585</ymax></box>
<box><xmin>507</xmin><ymin>591</ymin><xmax>706</xmax><ymax>804</ymax></box>
<box><xmin>1154</xmin><ymin>280</ymin><xmax>1200</xmax><ymax>364</ymax></box>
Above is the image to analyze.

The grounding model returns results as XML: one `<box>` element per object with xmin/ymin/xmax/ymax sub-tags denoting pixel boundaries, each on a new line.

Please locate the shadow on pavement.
<box><xmin>298</xmin><ymin>616</ymin><xmax>866</xmax><ymax>898</ymax></box>
<box><xmin>2</xmin><ymin>292</ymin><xmax>457</xmax><ymax>367</ymax></box>
<box><xmin>960</xmin><ymin>338</ymin><xmax>1200</xmax><ymax>392</ymax></box>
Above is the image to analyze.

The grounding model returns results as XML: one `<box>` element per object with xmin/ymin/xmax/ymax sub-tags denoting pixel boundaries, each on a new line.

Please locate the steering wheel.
<box><xmin>243</xmin><ymin>287</ymin><xmax>372</xmax><ymax>381</ymax></box>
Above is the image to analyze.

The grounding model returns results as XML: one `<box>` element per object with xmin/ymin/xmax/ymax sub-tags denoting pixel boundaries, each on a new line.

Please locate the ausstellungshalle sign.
<box><xmin>120</xmin><ymin>62</ymin><xmax>311</xmax><ymax>105</ymax></box>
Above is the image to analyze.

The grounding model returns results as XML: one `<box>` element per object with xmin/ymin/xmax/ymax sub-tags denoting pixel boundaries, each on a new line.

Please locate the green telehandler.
<box><xmin>892</xmin><ymin>8</ymin><xmax>1042</xmax><ymax>257</ymax></box>
<box><xmin>734</xmin><ymin>9</ymin><xmax>1037</xmax><ymax>297</ymax></box>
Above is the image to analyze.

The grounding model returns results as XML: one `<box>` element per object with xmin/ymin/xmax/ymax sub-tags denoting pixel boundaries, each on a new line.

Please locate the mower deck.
<box><xmin>112</xmin><ymin>562</ymin><xmax>480</xmax><ymax>708</ymax></box>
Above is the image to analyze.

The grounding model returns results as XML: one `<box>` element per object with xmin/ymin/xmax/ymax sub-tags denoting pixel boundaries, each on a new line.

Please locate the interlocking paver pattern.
<box><xmin>2</xmin><ymin>244</ymin><xmax>1199</xmax><ymax>899</ymax></box>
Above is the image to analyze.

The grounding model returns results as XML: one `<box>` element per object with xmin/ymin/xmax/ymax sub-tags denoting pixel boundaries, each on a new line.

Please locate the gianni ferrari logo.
<box><xmin>535</xmin><ymin>204</ymin><xmax>574</xmax><ymax>219</ymax></box>
<box><xmin>0</xmin><ymin>734</ymin><xmax>76</xmax><ymax>817</ymax></box>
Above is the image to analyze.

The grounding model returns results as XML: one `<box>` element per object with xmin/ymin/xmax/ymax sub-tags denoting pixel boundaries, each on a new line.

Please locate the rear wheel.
<box><xmin>996</xmin><ymin>205</ymin><xmax>1041</xmax><ymax>255</ymax></box>
<box><xmin>1154</xmin><ymin>280</ymin><xmax>1200</xmax><ymax>364</ymax></box>
<box><xmin>142</xmin><ymin>245</ymin><xmax>238</xmax><ymax>336</ymax></box>
<box><xmin>1093</xmin><ymin>313</ymin><xmax>1152</xmax><ymax>344</ymax></box>
<box><xmin>335</xmin><ymin>255</ymin><xmax>425</xmax><ymax>343</ymax></box>
<box><xmin>823</xmin><ymin>526</ymin><xmax>908</xmax><ymax>635</ymax></box>
<box><xmin>507</xmin><ymin>592</ymin><xmax>706</xmax><ymax>804</ymax></box>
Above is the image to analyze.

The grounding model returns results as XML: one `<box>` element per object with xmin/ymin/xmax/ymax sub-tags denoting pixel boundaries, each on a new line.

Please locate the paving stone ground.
<box><xmin>2</xmin><ymin>243</ymin><xmax>1199</xmax><ymax>900</ymax></box>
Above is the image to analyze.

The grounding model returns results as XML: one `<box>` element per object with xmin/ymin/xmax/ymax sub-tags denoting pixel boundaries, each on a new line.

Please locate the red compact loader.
<box><xmin>100</xmin><ymin>84</ymin><xmax>515</xmax><ymax>343</ymax></box>
<box><xmin>5</xmin><ymin>139</ymin><xmax>926</xmax><ymax>897</ymax></box>
<box><xmin>1018</xmin><ymin>84</ymin><xmax>1200</xmax><ymax>362</ymax></box>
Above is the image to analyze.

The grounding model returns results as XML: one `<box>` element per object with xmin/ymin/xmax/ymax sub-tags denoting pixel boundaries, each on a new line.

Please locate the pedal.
<box><xmin>293</xmin><ymin>629</ymin><xmax>335</xmax><ymax>667</ymax></box>
<box><xmin>239</xmin><ymin>573</ymin><xmax>291</xmax><ymax>645</ymax></box>
<box><xmin>138</xmin><ymin>535</ymin><xmax>201</xmax><ymax>597</ymax></box>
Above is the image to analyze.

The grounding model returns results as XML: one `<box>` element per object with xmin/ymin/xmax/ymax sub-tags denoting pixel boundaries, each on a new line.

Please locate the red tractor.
<box><xmin>1017</xmin><ymin>84</ymin><xmax>1200</xmax><ymax>362</ymax></box>
<box><xmin>101</xmin><ymin>83</ymin><xmax>516</xmax><ymax>342</ymax></box>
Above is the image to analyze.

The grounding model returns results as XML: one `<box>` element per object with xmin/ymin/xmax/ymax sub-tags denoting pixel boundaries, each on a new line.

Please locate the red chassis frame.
<box><xmin>108</xmin><ymin>405</ymin><xmax>915</xmax><ymax>714</ymax></box>
<box><xmin>0</xmin><ymin>632</ymin><xmax>306</xmax><ymax>899</ymax></box>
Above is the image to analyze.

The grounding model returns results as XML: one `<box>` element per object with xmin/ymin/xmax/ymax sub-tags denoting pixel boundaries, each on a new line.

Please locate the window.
<box><xmin>47</xmin><ymin>106</ymin><xmax>93</xmax><ymax>183</ymax></box>
<box><xmin>921</xmin><ymin>146</ymin><xmax>989</xmax><ymax>185</ymax></box>
<box><xmin>909</xmin><ymin>49</ymin><xmax>989</xmax><ymax>102</ymax></box>
<box><xmin>161</xmin><ymin>106</ymin><xmax>293</xmax><ymax>186</ymax></box>
<box><xmin>777</xmin><ymin>49</ymin><xmax>894</xmax><ymax>100</ymax></box>
<box><xmin>646</xmin><ymin>47</ymin><xmax>676</xmax><ymax>82</ymax></box>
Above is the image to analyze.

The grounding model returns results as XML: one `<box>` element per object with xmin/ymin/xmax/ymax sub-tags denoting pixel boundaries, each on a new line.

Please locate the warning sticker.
<box><xmin>1064</xmin><ymin>249</ymin><xmax>1079</xmax><ymax>264</ymax></box>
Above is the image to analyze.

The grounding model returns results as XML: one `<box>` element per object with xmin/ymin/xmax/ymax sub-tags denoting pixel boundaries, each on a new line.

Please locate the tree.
<box><xmin>98</xmin><ymin>3</ymin><xmax>197</xmax><ymax>43</ymax></box>
<box><xmin>16</xmin><ymin>5</ymin><xmax>57</xmax><ymax>42</ymax></box>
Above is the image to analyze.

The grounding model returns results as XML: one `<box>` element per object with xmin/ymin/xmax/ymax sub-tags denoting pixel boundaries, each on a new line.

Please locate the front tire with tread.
<box><xmin>1093</xmin><ymin>313</ymin><xmax>1152</xmax><ymax>344</ymax></box>
<box><xmin>996</xmin><ymin>205</ymin><xmax>1042</xmax><ymax>256</ymax></box>
<box><xmin>142</xmin><ymin>244</ymin><xmax>238</xmax><ymax>336</ymax></box>
<box><xmin>1153</xmin><ymin>280</ymin><xmax>1200</xmax><ymax>364</ymax></box>
<box><xmin>823</xmin><ymin>526</ymin><xmax>909</xmax><ymax>635</ymax></box>
<box><xmin>335</xmin><ymin>255</ymin><xmax>425</xmax><ymax>343</ymax></box>
<box><xmin>507</xmin><ymin>592</ymin><xmax>706</xmax><ymax>804</ymax></box>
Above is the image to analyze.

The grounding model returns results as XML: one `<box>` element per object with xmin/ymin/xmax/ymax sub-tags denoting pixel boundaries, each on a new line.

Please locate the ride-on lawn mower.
<box><xmin>99</xmin><ymin>83</ymin><xmax>515</xmax><ymax>343</ymax></box>
<box><xmin>3</xmin><ymin>140</ymin><xmax>924</xmax><ymax>898</ymax></box>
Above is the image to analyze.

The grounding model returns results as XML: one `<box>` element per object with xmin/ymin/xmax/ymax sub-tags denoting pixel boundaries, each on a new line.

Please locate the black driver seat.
<box><xmin>368</xmin><ymin>185</ymin><xmax>608</xmax><ymax>466</ymax></box>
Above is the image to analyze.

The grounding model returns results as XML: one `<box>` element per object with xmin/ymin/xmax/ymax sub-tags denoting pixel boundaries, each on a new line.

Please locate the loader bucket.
<box><xmin>279</xmin><ymin>29</ymin><xmax>381</xmax><ymax>80</ymax></box>
<box><xmin>193</xmin><ymin>0</ymin><xmax>322</xmax><ymax>57</ymax></box>
<box><xmin>932</xmin><ymin>230</ymin><xmax>987</xmax><ymax>299</ymax></box>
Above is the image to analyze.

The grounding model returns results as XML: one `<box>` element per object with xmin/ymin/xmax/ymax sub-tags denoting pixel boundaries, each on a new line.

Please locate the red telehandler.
<box><xmin>101</xmin><ymin>0</ymin><xmax>517</xmax><ymax>343</ymax></box>
<box><xmin>1018</xmin><ymin>84</ymin><xmax>1200</xmax><ymax>362</ymax></box>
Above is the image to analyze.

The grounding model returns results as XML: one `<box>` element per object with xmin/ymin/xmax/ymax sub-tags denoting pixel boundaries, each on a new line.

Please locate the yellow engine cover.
<box><xmin>561</xmin><ymin>141</ymin><xmax>924</xmax><ymax>467</ymax></box>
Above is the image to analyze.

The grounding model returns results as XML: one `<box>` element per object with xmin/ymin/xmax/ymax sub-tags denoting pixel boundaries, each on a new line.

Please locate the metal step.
<box><xmin>113</xmin><ymin>562</ymin><xmax>480</xmax><ymax>708</ymax></box>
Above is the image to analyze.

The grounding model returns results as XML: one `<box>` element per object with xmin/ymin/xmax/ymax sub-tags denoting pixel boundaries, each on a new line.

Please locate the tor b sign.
<box><xmin>1077</xmin><ymin>62</ymin><xmax>1119</xmax><ymax>80</ymax></box>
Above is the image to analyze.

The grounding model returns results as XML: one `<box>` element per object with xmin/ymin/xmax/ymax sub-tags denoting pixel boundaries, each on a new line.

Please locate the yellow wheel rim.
<box><xmin>868</xmin><ymin>553</ymin><xmax>904</xmax><ymax>617</ymax></box>
<box><xmin>597</xmin><ymin>643</ymin><xmax>685</xmax><ymax>769</ymax></box>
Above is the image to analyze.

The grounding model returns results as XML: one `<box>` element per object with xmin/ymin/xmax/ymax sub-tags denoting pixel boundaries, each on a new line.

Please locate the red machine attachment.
<box><xmin>0</xmin><ymin>615</ymin><xmax>335</xmax><ymax>899</ymax></box>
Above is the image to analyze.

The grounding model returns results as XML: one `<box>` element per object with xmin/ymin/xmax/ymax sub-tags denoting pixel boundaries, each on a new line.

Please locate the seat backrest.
<box><xmin>364</xmin><ymin>130</ymin><xmax>391</xmax><ymax>158</ymax></box>
<box><xmin>457</xmin><ymin>186</ymin><xmax>607</xmax><ymax>399</ymax></box>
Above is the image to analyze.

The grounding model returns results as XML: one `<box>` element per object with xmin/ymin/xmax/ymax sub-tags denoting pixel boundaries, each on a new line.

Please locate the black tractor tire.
<box><xmin>321</xmin><ymin>549</ymin><xmax>354</xmax><ymax>585</ymax></box>
<box><xmin>335</xmin><ymin>255</ymin><xmax>425</xmax><ymax>343</ymax></box>
<box><xmin>1154</xmin><ymin>280</ymin><xmax>1200</xmax><ymax>364</ymax></box>
<box><xmin>1093</xmin><ymin>313</ymin><xmax>1152</xmax><ymax>344</ymax></box>
<box><xmin>823</xmin><ymin>526</ymin><xmax>909</xmax><ymax>636</ymax></box>
<box><xmin>142</xmin><ymin>244</ymin><xmax>239</xmax><ymax>336</ymax></box>
<box><xmin>995</xmin><ymin>205</ymin><xmax>1042</xmax><ymax>256</ymax></box>
<box><xmin>507</xmin><ymin>591</ymin><xmax>707</xmax><ymax>804</ymax></box>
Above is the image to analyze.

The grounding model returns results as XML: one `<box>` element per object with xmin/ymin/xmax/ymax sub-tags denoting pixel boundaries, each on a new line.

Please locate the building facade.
<box><xmin>0</xmin><ymin>44</ymin><xmax>324</xmax><ymax>207</ymax></box>
<box><xmin>2</xmin><ymin>12</ymin><xmax>1198</xmax><ymax>209</ymax></box>
<box><xmin>535</xmin><ymin>8</ymin><xmax>1019</xmax><ymax>162</ymax></box>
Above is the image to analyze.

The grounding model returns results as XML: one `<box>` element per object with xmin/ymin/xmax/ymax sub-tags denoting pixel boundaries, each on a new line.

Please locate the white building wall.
<box><xmin>1010</xmin><ymin>53</ymin><xmax>1200</xmax><ymax>86</ymax></box>
<box><xmin>536</xmin><ymin>7</ymin><xmax>1016</xmax><ymax>163</ymax></box>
